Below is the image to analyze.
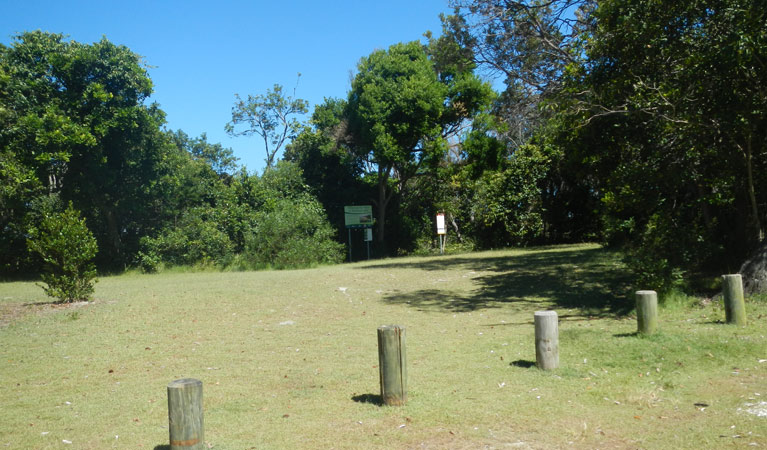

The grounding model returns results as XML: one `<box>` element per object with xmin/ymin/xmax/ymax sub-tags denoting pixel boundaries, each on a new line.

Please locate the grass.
<box><xmin>0</xmin><ymin>243</ymin><xmax>765</xmax><ymax>449</ymax></box>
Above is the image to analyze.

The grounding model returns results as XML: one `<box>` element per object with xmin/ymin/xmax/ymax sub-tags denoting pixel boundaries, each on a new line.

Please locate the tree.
<box><xmin>27</xmin><ymin>202</ymin><xmax>98</xmax><ymax>302</ymax></box>
<box><xmin>0</xmin><ymin>31</ymin><xmax>174</xmax><ymax>271</ymax></box>
<box><xmin>448</xmin><ymin>0</ymin><xmax>596</xmax><ymax>142</ymax></box>
<box><xmin>226</xmin><ymin>82</ymin><xmax>309</xmax><ymax>170</ymax></box>
<box><xmin>434</xmin><ymin>2</ymin><xmax>603</xmax><ymax>248</ymax></box>
<box><xmin>169</xmin><ymin>130</ymin><xmax>238</xmax><ymax>176</ymax></box>
<box><xmin>451</xmin><ymin>0</ymin><xmax>594</xmax><ymax>94</ymax></box>
<box><xmin>346</xmin><ymin>41</ymin><xmax>447</xmax><ymax>246</ymax></box>
<box><xmin>346</xmin><ymin>41</ymin><xmax>493</xmax><ymax>248</ymax></box>
<box><xmin>284</xmin><ymin>98</ymin><xmax>373</xmax><ymax>239</ymax></box>
<box><xmin>562</xmin><ymin>0</ymin><xmax>767</xmax><ymax>287</ymax></box>
<box><xmin>239</xmin><ymin>161</ymin><xmax>345</xmax><ymax>269</ymax></box>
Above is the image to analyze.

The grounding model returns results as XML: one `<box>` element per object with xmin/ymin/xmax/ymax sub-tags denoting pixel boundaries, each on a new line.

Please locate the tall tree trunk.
<box><xmin>696</xmin><ymin>183</ymin><xmax>713</xmax><ymax>231</ymax></box>
<box><xmin>376</xmin><ymin>167</ymin><xmax>391</xmax><ymax>245</ymax></box>
<box><xmin>105</xmin><ymin>208</ymin><xmax>122</xmax><ymax>262</ymax></box>
<box><xmin>744</xmin><ymin>135</ymin><xmax>763</xmax><ymax>242</ymax></box>
<box><xmin>448</xmin><ymin>212</ymin><xmax>463</xmax><ymax>243</ymax></box>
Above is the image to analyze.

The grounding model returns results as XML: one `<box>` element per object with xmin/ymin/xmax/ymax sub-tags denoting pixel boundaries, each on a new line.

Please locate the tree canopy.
<box><xmin>344</xmin><ymin>40</ymin><xmax>494</xmax><ymax>247</ymax></box>
<box><xmin>0</xmin><ymin>31</ymin><xmax>166</xmax><ymax>270</ymax></box>
<box><xmin>226</xmin><ymin>82</ymin><xmax>308</xmax><ymax>171</ymax></box>
<box><xmin>1</xmin><ymin>32</ymin><xmax>342</xmax><ymax>277</ymax></box>
<box><xmin>562</xmin><ymin>0</ymin><xmax>767</xmax><ymax>286</ymax></box>
<box><xmin>440</xmin><ymin>0</ymin><xmax>767</xmax><ymax>289</ymax></box>
<box><xmin>4</xmin><ymin>2</ymin><xmax>767</xmax><ymax>294</ymax></box>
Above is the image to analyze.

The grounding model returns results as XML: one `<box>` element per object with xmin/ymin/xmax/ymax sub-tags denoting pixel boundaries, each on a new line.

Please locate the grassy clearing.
<box><xmin>1</xmin><ymin>243</ymin><xmax>765</xmax><ymax>449</ymax></box>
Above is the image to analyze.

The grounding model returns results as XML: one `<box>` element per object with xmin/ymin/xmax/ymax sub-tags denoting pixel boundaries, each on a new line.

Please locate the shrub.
<box><xmin>469</xmin><ymin>144</ymin><xmax>549</xmax><ymax>248</ymax></box>
<box><xmin>27</xmin><ymin>203</ymin><xmax>98</xmax><ymax>302</ymax></box>
<box><xmin>138</xmin><ymin>207</ymin><xmax>235</xmax><ymax>270</ymax></box>
<box><xmin>244</xmin><ymin>195</ymin><xmax>344</xmax><ymax>269</ymax></box>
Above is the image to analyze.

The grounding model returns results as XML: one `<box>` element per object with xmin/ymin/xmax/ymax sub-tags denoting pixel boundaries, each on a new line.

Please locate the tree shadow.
<box><xmin>21</xmin><ymin>300</ymin><xmax>59</xmax><ymax>306</ymax></box>
<box><xmin>153</xmin><ymin>446</ymin><xmax>170</xmax><ymax>450</ymax></box>
<box><xmin>510</xmin><ymin>359</ymin><xmax>536</xmax><ymax>368</ymax></box>
<box><xmin>364</xmin><ymin>246</ymin><xmax>634</xmax><ymax>317</ymax></box>
<box><xmin>21</xmin><ymin>300</ymin><xmax>92</xmax><ymax>308</ymax></box>
<box><xmin>352</xmin><ymin>393</ymin><xmax>383</xmax><ymax>406</ymax></box>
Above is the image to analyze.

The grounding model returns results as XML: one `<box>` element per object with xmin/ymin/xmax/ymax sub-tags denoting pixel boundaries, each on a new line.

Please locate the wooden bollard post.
<box><xmin>377</xmin><ymin>325</ymin><xmax>407</xmax><ymax>406</ymax></box>
<box><xmin>636</xmin><ymin>290</ymin><xmax>658</xmax><ymax>335</ymax></box>
<box><xmin>534</xmin><ymin>311</ymin><xmax>559</xmax><ymax>370</ymax></box>
<box><xmin>722</xmin><ymin>274</ymin><xmax>747</xmax><ymax>325</ymax></box>
<box><xmin>167</xmin><ymin>378</ymin><xmax>204</xmax><ymax>450</ymax></box>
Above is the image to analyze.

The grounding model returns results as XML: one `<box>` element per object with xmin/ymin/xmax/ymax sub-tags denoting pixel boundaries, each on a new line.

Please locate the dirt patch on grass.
<box><xmin>407</xmin><ymin>430</ymin><xmax>536</xmax><ymax>450</ymax></box>
<box><xmin>0</xmin><ymin>300</ymin><xmax>89</xmax><ymax>327</ymax></box>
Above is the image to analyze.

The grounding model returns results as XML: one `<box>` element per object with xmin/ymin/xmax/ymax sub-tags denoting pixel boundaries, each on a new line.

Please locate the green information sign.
<box><xmin>344</xmin><ymin>205</ymin><xmax>373</xmax><ymax>228</ymax></box>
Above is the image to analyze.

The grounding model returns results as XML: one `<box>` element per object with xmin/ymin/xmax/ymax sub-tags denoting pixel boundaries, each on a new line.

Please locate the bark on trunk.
<box><xmin>744</xmin><ymin>136</ymin><xmax>763</xmax><ymax>242</ymax></box>
<box><xmin>448</xmin><ymin>212</ymin><xmax>463</xmax><ymax>243</ymax></box>
<box><xmin>739</xmin><ymin>240</ymin><xmax>767</xmax><ymax>295</ymax></box>
<box><xmin>376</xmin><ymin>166</ymin><xmax>392</xmax><ymax>245</ymax></box>
<box><xmin>105</xmin><ymin>209</ymin><xmax>122</xmax><ymax>260</ymax></box>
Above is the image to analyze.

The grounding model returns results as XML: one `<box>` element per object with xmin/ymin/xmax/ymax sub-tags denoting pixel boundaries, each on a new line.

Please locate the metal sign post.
<box><xmin>348</xmin><ymin>228</ymin><xmax>353</xmax><ymax>262</ymax></box>
<box><xmin>344</xmin><ymin>205</ymin><xmax>374</xmax><ymax>262</ymax></box>
<box><xmin>364</xmin><ymin>228</ymin><xmax>373</xmax><ymax>260</ymax></box>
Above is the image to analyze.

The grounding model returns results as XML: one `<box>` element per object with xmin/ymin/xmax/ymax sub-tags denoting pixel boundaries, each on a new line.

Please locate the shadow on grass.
<box><xmin>614</xmin><ymin>332</ymin><xmax>639</xmax><ymax>338</ymax></box>
<box><xmin>510</xmin><ymin>360</ymin><xmax>536</xmax><ymax>369</ymax></box>
<box><xmin>153</xmin><ymin>446</ymin><xmax>170</xmax><ymax>450</ymax></box>
<box><xmin>482</xmin><ymin>312</ymin><xmax>614</xmax><ymax>328</ymax></box>
<box><xmin>352</xmin><ymin>393</ymin><xmax>383</xmax><ymax>406</ymax></box>
<box><xmin>364</xmin><ymin>246</ymin><xmax>633</xmax><ymax>316</ymax></box>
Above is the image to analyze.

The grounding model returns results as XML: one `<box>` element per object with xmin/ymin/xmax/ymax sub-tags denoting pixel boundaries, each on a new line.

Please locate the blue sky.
<box><xmin>1</xmin><ymin>0</ymin><xmax>455</xmax><ymax>173</ymax></box>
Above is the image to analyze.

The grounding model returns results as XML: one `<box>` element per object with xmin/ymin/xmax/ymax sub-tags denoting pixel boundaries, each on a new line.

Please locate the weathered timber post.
<box><xmin>534</xmin><ymin>311</ymin><xmax>559</xmax><ymax>370</ymax></box>
<box><xmin>635</xmin><ymin>290</ymin><xmax>658</xmax><ymax>335</ymax></box>
<box><xmin>722</xmin><ymin>274</ymin><xmax>747</xmax><ymax>325</ymax></box>
<box><xmin>377</xmin><ymin>325</ymin><xmax>407</xmax><ymax>406</ymax></box>
<box><xmin>167</xmin><ymin>378</ymin><xmax>204</xmax><ymax>450</ymax></box>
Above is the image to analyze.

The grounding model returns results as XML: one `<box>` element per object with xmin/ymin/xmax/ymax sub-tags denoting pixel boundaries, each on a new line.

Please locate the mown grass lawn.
<box><xmin>1</xmin><ymin>243</ymin><xmax>765</xmax><ymax>449</ymax></box>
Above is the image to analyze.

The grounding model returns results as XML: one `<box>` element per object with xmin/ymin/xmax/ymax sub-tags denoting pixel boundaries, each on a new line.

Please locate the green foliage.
<box><xmin>0</xmin><ymin>31</ymin><xmax>181</xmax><ymax>271</ymax></box>
<box><xmin>260</xmin><ymin>159</ymin><xmax>311</xmax><ymax>200</ymax></box>
<box><xmin>345</xmin><ymin>41</ymin><xmax>494</xmax><ymax>249</ymax></box>
<box><xmin>558</xmin><ymin>0</ymin><xmax>767</xmax><ymax>285</ymax></box>
<box><xmin>168</xmin><ymin>130</ymin><xmax>238</xmax><ymax>176</ymax></box>
<box><xmin>346</xmin><ymin>41</ymin><xmax>448</xmax><ymax>248</ymax></box>
<box><xmin>460</xmin><ymin>114</ymin><xmax>508</xmax><ymax>177</ymax></box>
<box><xmin>419</xmin><ymin>5</ymin><xmax>603</xmax><ymax>253</ymax></box>
<box><xmin>136</xmin><ymin>161</ymin><xmax>343</xmax><ymax>271</ymax></box>
<box><xmin>448</xmin><ymin>1</ymin><xmax>595</xmax><ymax>141</ymax></box>
<box><xmin>348</xmin><ymin>42</ymin><xmax>447</xmax><ymax>163</ymax></box>
<box><xmin>244</xmin><ymin>195</ymin><xmax>344</xmax><ymax>269</ymax></box>
<box><xmin>226</xmin><ymin>82</ymin><xmax>309</xmax><ymax>170</ymax></box>
<box><xmin>284</xmin><ymin>98</ymin><xmax>373</xmax><ymax>240</ymax></box>
<box><xmin>470</xmin><ymin>143</ymin><xmax>550</xmax><ymax>246</ymax></box>
<box><xmin>27</xmin><ymin>203</ymin><xmax>98</xmax><ymax>302</ymax></box>
<box><xmin>138</xmin><ymin>207</ymin><xmax>235</xmax><ymax>271</ymax></box>
<box><xmin>1</xmin><ymin>32</ymin><xmax>270</xmax><ymax>277</ymax></box>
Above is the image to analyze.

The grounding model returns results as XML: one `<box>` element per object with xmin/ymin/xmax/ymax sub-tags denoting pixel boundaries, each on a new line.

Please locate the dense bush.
<box><xmin>137</xmin><ymin>162</ymin><xmax>345</xmax><ymax>272</ymax></box>
<box><xmin>467</xmin><ymin>144</ymin><xmax>550</xmax><ymax>248</ymax></box>
<box><xmin>138</xmin><ymin>207</ymin><xmax>235</xmax><ymax>272</ymax></box>
<box><xmin>27</xmin><ymin>203</ymin><xmax>98</xmax><ymax>302</ymax></box>
<box><xmin>244</xmin><ymin>195</ymin><xmax>344</xmax><ymax>269</ymax></box>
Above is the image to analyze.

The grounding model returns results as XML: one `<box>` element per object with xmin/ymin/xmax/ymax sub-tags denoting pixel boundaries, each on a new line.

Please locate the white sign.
<box><xmin>364</xmin><ymin>228</ymin><xmax>373</xmax><ymax>241</ymax></box>
<box><xmin>436</xmin><ymin>213</ymin><xmax>446</xmax><ymax>235</ymax></box>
